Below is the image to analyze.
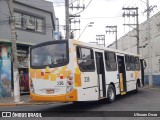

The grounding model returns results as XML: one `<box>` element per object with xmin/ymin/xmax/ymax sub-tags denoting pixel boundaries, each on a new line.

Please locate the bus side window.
<box><xmin>135</xmin><ymin>57</ymin><xmax>140</xmax><ymax>71</ymax></box>
<box><xmin>105</xmin><ymin>51</ymin><xmax>117</xmax><ymax>71</ymax></box>
<box><xmin>76</xmin><ymin>46</ymin><xmax>95</xmax><ymax>72</ymax></box>
<box><xmin>130</xmin><ymin>56</ymin><xmax>135</xmax><ymax>71</ymax></box>
<box><xmin>76</xmin><ymin>47</ymin><xmax>81</xmax><ymax>58</ymax></box>
<box><xmin>125</xmin><ymin>55</ymin><xmax>131</xmax><ymax>71</ymax></box>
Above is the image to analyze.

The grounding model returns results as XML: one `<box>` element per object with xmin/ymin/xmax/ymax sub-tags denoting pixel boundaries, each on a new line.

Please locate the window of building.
<box><xmin>14</xmin><ymin>12</ymin><xmax>44</xmax><ymax>33</ymax></box>
<box><xmin>125</xmin><ymin>55</ymin><xmax>131</xmax><ymax>71</ymax></box>
<box><xmin>76</xmin><ymin>47</ymin><xmax>95</xmax><ymax>72</ymax></box>
<box><xmin>105</xmin><ymin>51</ymin><xmax>117</xmax><ymax>71</ymax></box>
<box><xmin>130</xmin><ymin>56</ymin><xmax>135</xmax><ymax>71</ymax></box>
<box><xmin>14</xmin><ymin>12</ymin><xmax>22</xmax><ymax>28</ymax></box>
<box><xmin>135</xmin><ymin>57</ymin><xmax>140</xmax><ymax>70</ymax></box>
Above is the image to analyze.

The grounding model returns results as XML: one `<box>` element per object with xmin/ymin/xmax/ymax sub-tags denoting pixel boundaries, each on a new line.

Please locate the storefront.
<box><xmin>0</xmin><ymin>43</ymin><xmax>30</xmax><ymax>97</ymax></box>
<box><xmin>17</xmin><ymin>45</ymin><xmax>29</xmax><ymax>94</ymax></box>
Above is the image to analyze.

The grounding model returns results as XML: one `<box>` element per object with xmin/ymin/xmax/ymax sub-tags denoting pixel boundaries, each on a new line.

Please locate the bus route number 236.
<box><xmin>84</xmin><ymin>77</ymin><xmax>90</xmax><ymax>82</ymax></box>
<box><xmin>57</xmin><ymin>81</ymin><xmax>64</xmax><ymax>86</ymax></box>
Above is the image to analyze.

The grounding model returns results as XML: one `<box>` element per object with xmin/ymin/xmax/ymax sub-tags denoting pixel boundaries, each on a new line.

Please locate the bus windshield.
<box><xmin>30</xmin><ymin>41</ymin><xmax>69</xmax><ymax>68</ymax></box>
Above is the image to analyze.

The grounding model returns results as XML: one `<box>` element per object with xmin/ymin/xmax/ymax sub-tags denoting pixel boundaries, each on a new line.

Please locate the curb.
<box><xmin>0</xmin><ymin>103</ymin><xmax>16</xmax><ymax>106</ymax></box>
<box><xmin>0</xmin><ymin>102</ymin><xmax>56</xmax><ymax>106</ymax></box>
<box><xmin>143</xmin><ymin>86</ymin><xmax>160</xmax><ymax>91</ymax></box>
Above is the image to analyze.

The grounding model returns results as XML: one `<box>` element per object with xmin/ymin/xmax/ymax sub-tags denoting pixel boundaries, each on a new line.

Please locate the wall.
<box><xmin>0</xmin><ymin>0</ymin><xmax>55</xmax><ymax>45</ymax></box>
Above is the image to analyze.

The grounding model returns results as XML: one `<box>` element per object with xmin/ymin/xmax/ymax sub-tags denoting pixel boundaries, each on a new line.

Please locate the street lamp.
<box><xmin>77</xmin><ymin>22</ymin><xmax>94</xmax><ymax>40</ymax></box>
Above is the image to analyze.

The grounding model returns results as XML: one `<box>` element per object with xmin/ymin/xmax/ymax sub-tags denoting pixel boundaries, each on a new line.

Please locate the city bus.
<box><xmin>29</xmin><ymin>39</ymin><xmax>145</xmax><ymax>103</ymax></box>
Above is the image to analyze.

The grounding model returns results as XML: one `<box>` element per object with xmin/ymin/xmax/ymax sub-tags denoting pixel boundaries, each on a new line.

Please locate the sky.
<box><xmin>47</xmin><ymin>0</ymin><xmax>160</xmax><ymax>46</ymax></box>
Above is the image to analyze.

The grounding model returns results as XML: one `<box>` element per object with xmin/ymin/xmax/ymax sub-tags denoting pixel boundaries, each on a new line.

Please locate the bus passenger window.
<box><xmin>125</xmin><ymin>55</ymin><xmax>131</xmax><ymax>71</ymax></box>
<box><xmin>135</xmin><ymin>57</ymin><xmax>140</xmax><ymax>71</ymax></box>
<box><xmin>76</xmin><ymin>47</ymin><xmax>95</xmax><ymax>72</ymax></box>
<box><xmin>105</xmin><ymin>51</ymin><xmax>117</xmax><ymax>71</ymax></box>
<box><xmin>76</xmin><ymin>47</ymin><xmax>81</xmax><ymax>58</ymax></box>
<box><xmin>130</xmin><ymin>56</ymin><xmax>135</xmax><ymax>71</ymax></box>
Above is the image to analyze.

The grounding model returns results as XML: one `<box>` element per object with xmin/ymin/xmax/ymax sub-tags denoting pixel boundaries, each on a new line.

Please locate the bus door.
<box><xmin>117</xmin><ymin>55</ymin><xmax>127</xmax><ymax>95</ymax></box>
<box><xmin>95</xmin><ymin>52</ymin><xmax>106</xmax><ymax>98</ymax></box>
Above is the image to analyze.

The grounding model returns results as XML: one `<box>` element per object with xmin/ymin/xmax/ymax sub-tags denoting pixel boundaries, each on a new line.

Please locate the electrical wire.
<box><xmin>79</xmin><ymin>16</ymin><xmax>122</xmax><ymax>19</ymax></box>
<box><xmin>0</xmin><ymin>11</ymin><xmax>10</xmax><ymax>17</ymax></box>
<box><xmin>69</xmin><ymin>0</ymin><xmax>77</xmax><ymax>5</ymax></box>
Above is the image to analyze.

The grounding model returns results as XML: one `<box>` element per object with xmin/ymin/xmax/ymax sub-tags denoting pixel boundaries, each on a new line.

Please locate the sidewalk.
<box><xmin>0</xmin><ymin>95</ymin><xmax>56</xmax><ymax>106</ymax></box>
<box><xmin>143</xmin><ymin>85</ymin><xmax>160</xmax><ymax>91</ymax></box>
<box><xmin>0</xmin><ymin>95</ymin><xmax>30</xmax><ymax>106</ymax></box>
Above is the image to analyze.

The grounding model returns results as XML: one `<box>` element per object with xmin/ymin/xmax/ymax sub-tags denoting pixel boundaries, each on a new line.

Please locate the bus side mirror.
<box><xmin>143</xmin><ymin>59</ymin><xmax>147</xmax><ymax>69</ymax></box>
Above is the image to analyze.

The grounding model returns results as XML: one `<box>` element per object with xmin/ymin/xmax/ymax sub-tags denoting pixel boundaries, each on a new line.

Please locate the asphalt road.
<box><xmin>0</xmin><ymin>87</ymin><xmax>160</xmax><ymax>120</ymax></box>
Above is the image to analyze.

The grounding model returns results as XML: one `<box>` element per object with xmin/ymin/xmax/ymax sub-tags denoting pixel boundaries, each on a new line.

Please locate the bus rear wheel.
<box><xmin>107</xmin><ymin>85</ymin><xmax>116</xmax><ymax>103</ymax></box>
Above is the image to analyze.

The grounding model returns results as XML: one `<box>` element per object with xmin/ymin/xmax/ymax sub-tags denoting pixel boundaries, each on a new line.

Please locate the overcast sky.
<box><xmin>47</xmin><ymin>0</ymin><xmax>160</xmax><ymax>46</ymax></box>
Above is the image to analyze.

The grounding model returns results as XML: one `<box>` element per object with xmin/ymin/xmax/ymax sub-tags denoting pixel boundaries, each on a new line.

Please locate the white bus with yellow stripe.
<box><xmin>29</xmin><ymin>40</ymin><xmax>145</xmax><ymax>103</ymax></box>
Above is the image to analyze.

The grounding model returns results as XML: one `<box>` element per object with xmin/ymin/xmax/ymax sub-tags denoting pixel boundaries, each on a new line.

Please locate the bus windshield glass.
<box><xmin>30</xmin><ymin>41</ymin><xmax>69</xmax><ymax>68</ymax></box>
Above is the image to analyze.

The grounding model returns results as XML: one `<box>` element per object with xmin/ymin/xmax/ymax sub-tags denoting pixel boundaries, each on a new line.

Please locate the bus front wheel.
<box><xmin>107</xmin><ymin>84</ymin><xmax>116</xmax><ymax>103</ymax></box>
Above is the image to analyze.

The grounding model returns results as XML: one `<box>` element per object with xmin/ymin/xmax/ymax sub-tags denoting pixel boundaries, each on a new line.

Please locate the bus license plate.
<box><xmin>46</xmin><ymin>90</ymin><xmax>54</xmax><ymax>94</ymax></box>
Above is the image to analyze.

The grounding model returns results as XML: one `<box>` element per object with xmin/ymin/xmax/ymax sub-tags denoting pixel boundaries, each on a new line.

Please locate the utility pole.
<box><xmin>65</xmin><ymin>0</ymin><xmax>85</xmax><ymax>39</ymax></box>
<box><xmin>8</xmin><ymin>0</ymin><xmax>20</xmax><ymax>103</ymax></box>
<box><xmin>96</xmin><ymin>35</ymin><xmax>105</xmax><ymax>47</ymax></box>
<box><xmin>65</xmin><ymin>0</ymin><xmax>69</xmax><ymax>40</ymax></box>
<box><xmin>146</xmin><ymin>0</ymin><xmax>152</xmax><ymax>87</ymax></box>
<box><xmin>69</xmin><ymin>18</ymin><xmax>81</xmax><ymax>38</ymax></box>
<box><xmin>69</xmin><ymin>1</ymin><xmax>85</xmax><ymax>39</ymax></box>
<box><xmin>105</xmin><ymin>26</ymin><xmax>117</xmax><ymax>49</ymax></box>
<box><xmin>122</xmin><ymin>7</ymin><xmax>140</xmax><ymax>54</ymax></box>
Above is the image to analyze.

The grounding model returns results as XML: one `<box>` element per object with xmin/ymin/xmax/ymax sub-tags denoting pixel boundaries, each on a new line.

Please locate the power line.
<box><xmin>79</xmin><ymin>16</ymin><xmax>122</xmax><ymax>19</ymax></box>
<box><xmin>0</xmin><ymin>11</ymin><xmax>10</xmax><ymax>16</ymax></box>
<box><xmin>69</xmin><ymin>0</ymin><xmax>77</xmax><ymax>5</ymax></box>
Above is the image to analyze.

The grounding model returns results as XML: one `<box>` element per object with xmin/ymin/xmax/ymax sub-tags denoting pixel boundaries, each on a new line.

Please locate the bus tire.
<box><xmin>107</xmin><ymin>84</ymin><xmax>116</xmax><ymax>103</ymax></box>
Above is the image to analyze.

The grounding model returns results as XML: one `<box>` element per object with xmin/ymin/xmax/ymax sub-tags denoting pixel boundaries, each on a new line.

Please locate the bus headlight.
<box><xmin>30</xmin><ymin>79</ymin><xmax>35</xmax><ymax>93</ymax></box>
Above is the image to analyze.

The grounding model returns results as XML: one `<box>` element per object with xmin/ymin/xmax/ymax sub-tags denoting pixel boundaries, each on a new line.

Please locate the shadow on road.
<box><xmin>41</xmin><ymin>89</ymin><xmax>144</xmax><ymax>112</ymax></box>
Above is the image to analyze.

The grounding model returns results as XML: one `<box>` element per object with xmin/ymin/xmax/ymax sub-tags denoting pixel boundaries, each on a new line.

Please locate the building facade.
<box><xmin>108</xmin><ymin>11</ymin><xmax>160</xmax><ymax>86</ymax></box>
<box><xmin>0</xmin><ymin>0</ymin><xmax>55</xmax><ymax>97</ymax></box>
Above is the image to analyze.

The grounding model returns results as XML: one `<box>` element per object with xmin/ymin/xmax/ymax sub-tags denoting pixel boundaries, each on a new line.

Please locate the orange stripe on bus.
<box><xmin>74</xmin><ymin>73</ymin><xmax>81</xmax><ymax>87</ymax></box>
<box><xmin>119</xmin><ymin>73</ymin><xmax>124</xmax><ymax>92</ymax></box>
<box><xmin>66</xmin><ymin>89</ymin><xmax>78</xmax><ymax>101</ymax></box>
<box><xmin>30</xmin><ymin>92</ymin><xmax>66</xmax><ymax>102</ymax></box>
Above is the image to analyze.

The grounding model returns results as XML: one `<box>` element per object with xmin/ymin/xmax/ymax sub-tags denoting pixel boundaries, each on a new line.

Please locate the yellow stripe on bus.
<box><xmin>119</xmin><ymin>73</ymin><xmax>124</xmax><ymax>92</ymax></box>
<box><xmin>50</xmin><ymin>74</ymin><xmax>56</xmax><ymax>81</ymax></box>
<box><xmin>134</xmin><ymin>71</ymin><xmax>139</xmax><ymax>79</ymax></box>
